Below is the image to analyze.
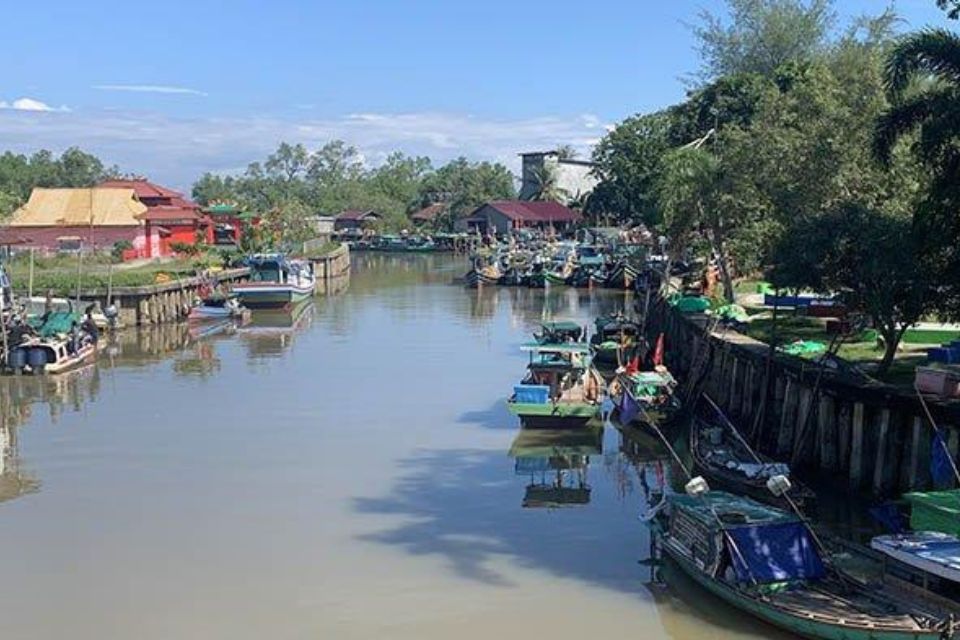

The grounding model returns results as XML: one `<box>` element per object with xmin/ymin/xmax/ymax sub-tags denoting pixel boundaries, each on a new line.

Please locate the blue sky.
<box><xmin>0</xmin><ymin>0</ymin><xmax>953</xmax><ymax>189</ymax></box>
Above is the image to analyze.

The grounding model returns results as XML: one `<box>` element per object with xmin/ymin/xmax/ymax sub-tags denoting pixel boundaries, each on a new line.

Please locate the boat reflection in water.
<box><xmin>238</xmin><ymin>300</ymin><xmax>315</xmax><ymax>358</ymax></box>
<box><xmin>0</xmin><ymin>416</ymin><xmax>39</xmax><ymax>505</ymax></box>
<box><xmin>508</xmin><ymin>425</ymin><xmax>602</xmax><ymax>508</ymax></box>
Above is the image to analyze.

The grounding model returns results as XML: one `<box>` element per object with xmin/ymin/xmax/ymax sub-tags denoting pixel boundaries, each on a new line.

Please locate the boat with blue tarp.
<box><xmin>659</xmin><ymin>490</ymin><xmax>951</xmax><ymax>640</ymax></box>
<box><xmin>507</xmin><ymin>342</ymin><xmax>603</xmax><ymax>428</ymax></box>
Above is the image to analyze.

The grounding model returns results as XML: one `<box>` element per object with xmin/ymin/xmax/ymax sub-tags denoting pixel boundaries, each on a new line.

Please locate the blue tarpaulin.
<box><xmin>726</xmin><ymin>522</ymin><xmax>825</xmax><ymax>583</ymax></box>
<box><xmin>619</xmin><ymin>390</ymin><xmax>640</xmax><ymax>425</ymax></box>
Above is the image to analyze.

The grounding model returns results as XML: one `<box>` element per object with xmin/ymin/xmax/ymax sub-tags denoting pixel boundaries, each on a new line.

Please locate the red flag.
<box><xmin>625</xmin><ymin>355</ymin><xmax>640</xmax><ymax>375</ymax></box>
<box><xmin>653</xmin><ymin>333</ymin><xmax>665</xmax><ymax>367</ymax></box>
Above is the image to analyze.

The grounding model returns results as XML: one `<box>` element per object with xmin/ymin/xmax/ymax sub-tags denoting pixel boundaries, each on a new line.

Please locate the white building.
<box><xmin>518</xmin><ymin>151</ymin><xmax>598</xmax><ymax>202</ymax></box>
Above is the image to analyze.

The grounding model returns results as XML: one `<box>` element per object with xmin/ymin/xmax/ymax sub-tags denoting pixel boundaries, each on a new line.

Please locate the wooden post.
<box><xmin>777</xmin><ymin>379</ymin><xmax>797</xmax><ymax>456</ymax></box>
<box><xmin>907</xmin><ymin>416</ymin><xmax>924</xmax><ymax>492</ymax></box>
<box><xmin>850</xmin><ymin>402</ymin><xmax>865</xmax><ymax>490</ymax></box>
<box><xmin>873</xmin><ymin>409</ymin><xmax>892</xmax><ymax>495</ymax></box>
<box><xmin>741</xmin><ymin>363</ymin><xmax>755</xmax><ymax>425</ymax></box>
<box><xmin>793</xmin><ymin>387</ymin><xmax>814</xmax><ymax>464</ymax></box>
<box><xmin>818</xmin><ymin>395</ymin><xmax>837</xmax><ymax>472</ymax></box>
<box><xmin>728</xmin><ymin>357</ymin><xmax>740</xmax><ymax>414</ymax></box>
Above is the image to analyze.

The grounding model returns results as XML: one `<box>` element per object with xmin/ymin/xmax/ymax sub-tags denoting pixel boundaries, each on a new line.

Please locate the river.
<box><xmin>0</xmin><ymin>254</ymin><xmax>798</xmax><ymax>640</ymax></box>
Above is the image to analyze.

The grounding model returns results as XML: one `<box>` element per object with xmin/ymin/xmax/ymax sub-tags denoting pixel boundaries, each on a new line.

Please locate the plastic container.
<box><xmin>514</xmin><ymin>385</ymin><xmax>550</xmax><ymax>404</ymax></box>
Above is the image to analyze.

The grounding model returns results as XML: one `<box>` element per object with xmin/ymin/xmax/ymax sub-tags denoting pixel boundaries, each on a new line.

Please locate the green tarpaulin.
<box><xmin>905</xmin><ymin>490</ymin><xmax>960</xmax><ymax>536</ymax></box>
<box><xmin>669</xmin><ymin>295</ymin><xmax>711</xmax><ymax>313</ymax></box>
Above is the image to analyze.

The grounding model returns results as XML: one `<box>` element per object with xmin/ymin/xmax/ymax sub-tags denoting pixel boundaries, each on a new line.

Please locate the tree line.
<box><xmin>584</xmin><ymin>0</ymin><xmax>960</xmax><ymax>374</ymax></box>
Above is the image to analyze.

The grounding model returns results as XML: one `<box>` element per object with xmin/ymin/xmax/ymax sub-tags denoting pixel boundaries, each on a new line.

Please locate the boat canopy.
<box><xmin>671</xmin><ymin>492</ymin><xmax>825</xmax><ymax>583</ymax></box>
<box><xmin>905</xmin><ymin>489</ymin><xmax>960</xmax><ymax>536</ymax></box>
<box><xmin>541</xmin><ymin>321</ymin><xmax>582</xmax><ymax>333</ymax></box>
<box><xmin>520</xmin><ymin>342</ymin><xmax>590</xmax><ymax>354</ymax></box>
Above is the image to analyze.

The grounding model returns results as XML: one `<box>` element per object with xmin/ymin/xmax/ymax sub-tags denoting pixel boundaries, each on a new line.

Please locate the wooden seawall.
<box><xmin>78</xmin><ymin>244</ymin><xmax>351</xmax><ymax>326</ymax></box>
<box><xmin>648</xmin><ymin>299</ymin><xmax>960</xmax><ymax>497</ymax></box>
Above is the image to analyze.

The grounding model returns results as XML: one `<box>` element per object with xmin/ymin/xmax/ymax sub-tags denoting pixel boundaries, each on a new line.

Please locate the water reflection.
<box><xmin>508</xmin><ymin>426</ymin><xmax>603</xmax><ymax>508</ymax></box>
<box><xmin>237</xmin><ymin>300</ymin><xmax>315</xmax><ymax>359</ymax></box>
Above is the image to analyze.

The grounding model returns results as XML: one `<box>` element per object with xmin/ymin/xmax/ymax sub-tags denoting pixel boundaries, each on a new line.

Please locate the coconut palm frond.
<box><xmin>874</xmin><ymin>87</ymin><xmax>958</xmax><ymax>164</ymax></box>
<box><xmin>885</xmin><ymin>29</ymin><xmax>960</xmax><ymax>98</ymax></box>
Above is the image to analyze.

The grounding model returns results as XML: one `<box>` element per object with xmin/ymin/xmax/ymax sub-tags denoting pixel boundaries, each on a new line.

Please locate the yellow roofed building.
<box><xmin>0</xmin><ymin>187</ymin><xmax>158</xmax><ymax>256</ymax></box>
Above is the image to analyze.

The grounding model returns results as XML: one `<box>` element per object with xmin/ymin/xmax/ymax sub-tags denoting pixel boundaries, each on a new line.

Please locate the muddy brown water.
<box><xmin>0</xmin><ymin>254</ymin><xmax>803</xmax><ymax>639</ymax></box>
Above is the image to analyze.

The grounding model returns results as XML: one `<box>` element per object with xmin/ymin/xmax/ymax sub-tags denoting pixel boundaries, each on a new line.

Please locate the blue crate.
<box><xmin>514</xmin><ymin>385</ymin><xmax>550</xmax><ymax>404</ymax></box>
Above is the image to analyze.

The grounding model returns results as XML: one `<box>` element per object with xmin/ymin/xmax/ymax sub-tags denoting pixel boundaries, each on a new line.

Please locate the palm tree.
<box><xmin>874</xmin><ymin>29</ymin><xmax>960</xmax><ymax>175</ymax></box>
<box><xmin>527</xmin><ymin>164</ymin><xmax>570</xmax><ymax>203</ymax></box>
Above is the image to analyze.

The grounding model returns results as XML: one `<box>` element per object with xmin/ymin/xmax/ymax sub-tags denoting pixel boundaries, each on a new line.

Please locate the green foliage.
<box><xmin>588</xmin><ymin>112</ymin><xmax>673</xmax><ymax>225</ymax></box>
<box><xmin>525</xmin><ymin>163</ymin><xmax>569</xmax><ymax>203</ymax></box>
<box><xmin>414</xmin><ymin>157</ymin><xmax>515</xmax><ymax>229</ymax></box>
<box><xmin>190</xmin><ymin>143</ymin><xmax>513</xmax><ymax>234</ymax></box>
<box><xmin>692</xmin><ymin>0</ymin><xmax>836</xmax><ymax>81</ymax></box>
<box><xmin>169</xmin><ymin>241</ymin><xmax>202</xmax><ymax>256</ymax></box>
<box><xmin>768</xmin><ymin>204</ymin><xmax>937</xmax><ymax>373</ymax></box>
<box><xmin>0</xmin><ymin>147</ymin><xmax>110</xmax><ymax>209</ymax></box>
<box><xmin>111</xmin><ymin>240</ymin><xmax>133</xmax><ymax>261</ymax></box>
<box><xmin>939</xmin><ymin>0</ymin><xmax>960</xmax><ymax>19</ymax></box>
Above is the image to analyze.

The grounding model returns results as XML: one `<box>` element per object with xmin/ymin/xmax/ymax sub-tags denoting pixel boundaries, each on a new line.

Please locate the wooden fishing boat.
<box><xmin>691</xmin><ymin>396</ymin><xmax>816</xmax><ymax>511</ymax></box>
<box><xmin>612</xmin><ymin>367</ymin><xmax>680</xmax><ymax>430</ymax></box>
<box><xmin>534</xmin><ymin>321</ymin><xmax>585</xmax><ymax>344</ymax></box>
<box><xmin>232</xmin><ymin>254</ymin><xmax>316</xmax><ymax>309</ymax></box>
<box><xmin>659</xmin><ymin>491</ymin><xmax>950</xmax><ymax>640</ymax></box>
<box><xmin>590</xmin><ymin>314</ymin><xmax>643</xmax><ymax>373</ymax></box>
<box><xmin>188</xmin><ymin>293</ymin><xmax>248</xmax><ymax>321</ymax></box>
<box><xmin>872</xmin><ymin>532</ymin><xmax>960</xmax><ymax>585</ymax></box>
<box><xmin>507</xmin><ymin>343</ymin><xmax>604</xmax><ymax>428</ymax></box>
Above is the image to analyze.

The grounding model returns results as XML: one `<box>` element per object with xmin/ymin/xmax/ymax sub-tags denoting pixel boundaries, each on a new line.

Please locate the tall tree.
<box><xmin>526</xmin><ymin>163</ymin><xmax>569</xmax><ymax>202</ymax></box>
<box><xmin>692</xmin><ymin>0</ymin><xmax>836</xmax><ymax>81</ymax></box>
<box><xmin>939</xmin><ymin>0</ymin><xmax>960</xmax><ymax>19</ymax></box>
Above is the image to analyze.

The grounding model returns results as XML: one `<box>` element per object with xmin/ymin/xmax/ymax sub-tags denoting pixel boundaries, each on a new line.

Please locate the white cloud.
<box><xmin>93</xmin><ymin>84</ymin><xmax>208</xmax><ymax>96</ymax></box>
<box><xmin>0</xmin><ymin>108</ymin><xmax>604</xmax><ymax>190</ymax></box>
<box><xmin>0</xmin><ymin>97</ymin><xmax>70</xmax><ymax>112</ymax></box>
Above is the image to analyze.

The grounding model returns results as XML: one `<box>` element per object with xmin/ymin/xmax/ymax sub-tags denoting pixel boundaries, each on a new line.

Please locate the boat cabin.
<box><xmin>667</xmin><ymin>492</ymin><xmax>825</xmax><ymax>584</ymax></box>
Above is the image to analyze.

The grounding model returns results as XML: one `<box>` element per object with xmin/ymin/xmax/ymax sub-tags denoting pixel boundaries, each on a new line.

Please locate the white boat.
<box><xmin>872</xmin><ymin>531</ymin><xmax>960</xmax><ymax>584</ymax></box>
<box><xmin>188</xmin><ymin>294</ymin><xmax>247</xmax><ymax>321</ymax></box>
<box><xmin>232</xmin><ymin>254</ymin><xmax>316</xmax><ymax>309</ymax></box>
<box><xmin>13</xmin><ymin>336</ymin><xmax>98</xmax><ymax>375</ymax></box>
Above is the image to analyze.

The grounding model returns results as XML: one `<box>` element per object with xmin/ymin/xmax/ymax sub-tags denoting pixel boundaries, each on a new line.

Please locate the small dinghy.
<box><xmin>872</xmin><ymin>532</ymin><xmax>960</xmax><ymax>585</ymax></box>
<box><xmin>188</xmin><ymin>293</ymin><xmax>247</xmax><ymax>321</ymax></box>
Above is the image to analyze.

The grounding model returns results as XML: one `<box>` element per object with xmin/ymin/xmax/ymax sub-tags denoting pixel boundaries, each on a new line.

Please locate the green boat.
<box><xmin>507</xmin><ymin>343</ymin><xmax>603</xmax><ymax>428</ymax></box>
<box><xmin>534</xmin><ymin>321</ymin><xmax>585</xmax><ymax>344</ymax></box>
<box><xmin>659</xmin><ymin>491</ymin><xmax>949</xmax><ymax>640</ymax></box>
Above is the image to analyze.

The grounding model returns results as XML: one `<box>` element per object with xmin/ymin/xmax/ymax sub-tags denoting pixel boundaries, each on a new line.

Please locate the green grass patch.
<box><xmin>6</xmin><ymin>258</ymin><xmax>203</xmax><ymax>294</ymax></box>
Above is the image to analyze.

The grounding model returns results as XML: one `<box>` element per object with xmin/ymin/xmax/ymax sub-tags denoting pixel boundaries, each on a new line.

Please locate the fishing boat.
<box><xmin>188</xmin><ymin>293</ymin><xmax>248</xmax><ymax>321</ymax></box>
<box><xmin>232</xmin><ymin>254</ymin><xmax>316</xmax><ymax>309</ymax></box>
<box><xmin>872</xmin><ymin>532</ymin><xmax>960</xmax><ymax>586</ymax></box>
<box><xmin>691</xmin><ymin>396</ymin><xmax>816</xmax><ymax>511</ymax></box>
<box><xmin>659</xmin><ymin>490</ymin><xmax>950</xmax><ymax>640</ymax></box>
<box><xmin>464</xmin><ymin>255</ymin><xmax>501</xmax><ymax>288</ymax></box>
<box><xmin>507</xmin><ymin>342</ymin><xmax>604</xmax><ymax>428</ymax></box>
<box><xmin>590</xmin><ymin>314</ymin><xmax>644</xmax><ymax>373</ymax></box>
<box><xmin>612</xmin><ymin>367</ymin><xmax>680</xmax><ymax>431</ymax></box>
<box><xmin>534</xmin><ymin>321</ymin><xmax>585</xmax><ymax>344</ymax></box>
<box><xmin>7</xmin><ymin>310</ymin><xmax>99</xmax><ymax>375</ymax></box>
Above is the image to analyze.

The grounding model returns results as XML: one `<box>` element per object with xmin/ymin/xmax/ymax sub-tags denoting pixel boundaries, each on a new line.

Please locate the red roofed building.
<box><xmin>98</xmin><ymin>178</ymin><xmax>212</xmax><ymax>257</ymax></box>
<box><xmin>409</xmin><ymin>203</ymin><xmax>449</xmax><ymax>227</ymax></box>
<box><xmin>458</xmin><ymin>201</ymin><xmax>582</xmax><ymax>235</ymax></box>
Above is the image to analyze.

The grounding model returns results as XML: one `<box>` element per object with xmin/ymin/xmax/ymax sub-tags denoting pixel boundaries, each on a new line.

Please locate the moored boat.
<box><xmin>611</xmin><ymin>367</ymin><xmax>680</xmax><ymax>431</ymax></box>
<box><xmin>188</xmin><ymin>293</ymin><xmax>248</xmax><ymax>321</ymax></box>
<box><xmin>691</xmin><ymin>395</ymin><xmax>816</xmax><ymax>511</ymax></box>
<box><xmin>590</xmin><ymin>314</ymin><xmax>644</xmax><ymax>374</ymax></box>
<box><xmin>872</xmin><ymin>532</ymin><xmax>960</xmax><ymax>586</ymax></box>
<box><xmin>659</xmin><ymin>490</ymin><xmax>950</xmax><ymax>640</ymax></box>
<box><xmin>232</xmin><ymin>254</ymin><xmax>316</xmax><ymax>309</ymax></box>
<box><xmin>507</xmin><ymin>342</ymin><xmax>603</xmax><ymax>428</ymax></box>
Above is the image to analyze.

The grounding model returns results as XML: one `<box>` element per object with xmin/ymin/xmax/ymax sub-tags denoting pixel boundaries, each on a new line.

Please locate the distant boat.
<box><xmin>659</xmin><ymin>491</ymin><xmax>949</xmax><ymax>640</ymax></box>
<box><xmin>232</xmin><ymin>254</ymin><xmax>316</xmax><ymax>309</ymax></box>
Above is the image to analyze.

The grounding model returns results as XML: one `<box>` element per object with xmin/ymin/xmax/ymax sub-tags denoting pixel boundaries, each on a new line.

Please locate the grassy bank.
<box><xmin>5</xmin><ymin>255</ymin><xmax>203</xmax><ymax>294</ymax></box>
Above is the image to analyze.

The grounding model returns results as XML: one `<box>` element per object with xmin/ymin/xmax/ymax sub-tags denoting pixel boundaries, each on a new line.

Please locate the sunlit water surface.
<box><xmin>0</xmin><ymin>254</ymin><xmax>799</xmax><ymax>640</ymax></box>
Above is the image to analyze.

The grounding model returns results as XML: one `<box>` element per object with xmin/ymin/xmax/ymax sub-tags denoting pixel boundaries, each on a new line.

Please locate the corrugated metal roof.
<box><xmin>7</xmin><ymin>188</ymin><xmax>148</xmax><ymax>227</ymax></box>
<box><xmin>98</xmin><ymin>178</ymin><xmax>183</xmax><ymax>199</ymax></box>
<box><xmin>483</xmin><ymin>200</ymin><xmax>581</xmax><ymax>223</ymax></box>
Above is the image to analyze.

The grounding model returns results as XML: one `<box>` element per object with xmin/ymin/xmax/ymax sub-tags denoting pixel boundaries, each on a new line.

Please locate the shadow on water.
<box><xmin>353</xmin><ymin>440</ymin><xmax>653</xmax><ymax>593</ymax></box>
<box><xmin>457</xmin><ymin>399</ymin><xmax>516</xmax><ymax>430</ymax></box>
